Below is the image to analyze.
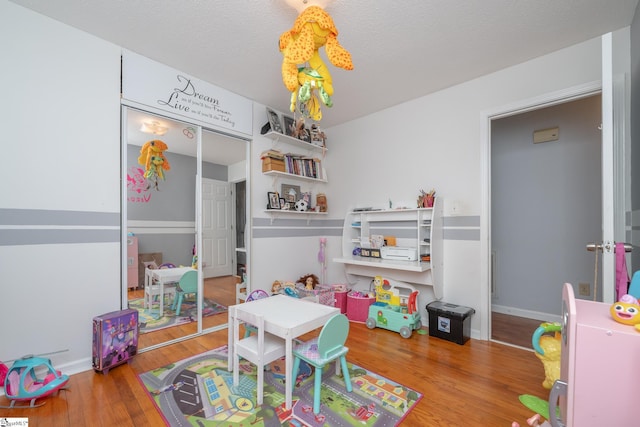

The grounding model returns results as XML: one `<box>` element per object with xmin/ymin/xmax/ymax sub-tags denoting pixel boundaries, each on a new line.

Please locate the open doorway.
<box><xmin>490</xmin><ymin>95</ymin><xmax>602</xmax><ymax>348</ymax></box>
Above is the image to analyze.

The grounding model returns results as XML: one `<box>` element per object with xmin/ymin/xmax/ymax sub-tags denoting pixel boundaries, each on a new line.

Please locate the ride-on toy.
<box><xmin>0</xmin><ymin>355</ymin><xmax>69</xmax><ymax>408</ymax></box>
<box><xmin>365</xmin><ymin>276</ymin><xmax>421</xmax><ymax>338</ymax></box>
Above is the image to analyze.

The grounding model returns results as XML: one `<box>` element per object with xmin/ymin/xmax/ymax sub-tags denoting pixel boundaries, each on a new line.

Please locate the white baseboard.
<box><xmin>492</xmin><ymin>304</ymin><xmax>561</xmax><ymax>324</ymax></box>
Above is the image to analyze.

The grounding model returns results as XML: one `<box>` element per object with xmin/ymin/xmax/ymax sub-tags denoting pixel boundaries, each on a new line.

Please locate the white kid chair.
<box><xmin>143</xmin><ymin>268</ymin><xmax>177</xmax><ymax>312</ymax></box>
<box><xmin>233</xmin><ymin>307</ymin><xmax>286</xmax><ymax>405</ymax></box>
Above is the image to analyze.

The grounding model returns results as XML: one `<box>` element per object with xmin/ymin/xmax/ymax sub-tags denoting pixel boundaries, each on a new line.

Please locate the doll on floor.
<box><xmin>298</xmin><ymin>273</ymin><xmax>319</xmax><ymax>290</ymax></box>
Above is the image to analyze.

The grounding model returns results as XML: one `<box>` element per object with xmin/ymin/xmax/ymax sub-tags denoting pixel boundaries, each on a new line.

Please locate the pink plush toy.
<box><xmin>0</xmin><ymin>361</ymin><xmax>8</xmax><ymax>386</ymax></box>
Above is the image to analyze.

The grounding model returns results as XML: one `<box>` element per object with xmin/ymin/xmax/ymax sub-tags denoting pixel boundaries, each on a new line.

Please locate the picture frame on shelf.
<box><xmin>266</xmin><ymin>107</ymin><xmax>284</xmax><ymax>134</ymax></box>
<box><xmin>281</xmin><ymin>184</ymin><xmax>301</xmax><ymax>206</ymax></box>
<box><xmin>279</xmin><ymin>198</ymin><xmax>287</xmax><ymax>210</ymax></box>
<box><xmin>283</xmin><ymin>115</ymin><xmax>296</xmax><ymax>137</ymax></box>
<box><xmin>267</xmin><ymin>191</ymin><xmax>281</xmax><ymax>209</ymax></box>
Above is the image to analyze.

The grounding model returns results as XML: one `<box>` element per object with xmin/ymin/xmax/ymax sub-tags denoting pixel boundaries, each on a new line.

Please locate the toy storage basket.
<box><xmin>346</xmin><ymin>292</ymin><xmax>375</xmax><ymax>322</ymax></box>
<box><xmin>295</xmin><ymin>284</ymin><xmax>335</xmax><ymax>306</ymax></box>
<box><xmin>329</xmin><ymin>284</ymin><xmax>349</xmax><ymax>314</ymax></box>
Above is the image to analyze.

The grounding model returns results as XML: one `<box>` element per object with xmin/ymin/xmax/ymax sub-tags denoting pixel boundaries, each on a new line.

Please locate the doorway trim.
<box><xmin>479</xmin><ymin>81</ymin><xmax>601</xmax><ymax>341</ymax></box>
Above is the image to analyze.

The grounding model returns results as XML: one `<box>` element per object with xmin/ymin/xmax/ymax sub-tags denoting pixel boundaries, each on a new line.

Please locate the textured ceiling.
<box><xmin>9</xmin><ymin>0</ymin><xmax>639</xmax><ymax>129</ymax></box>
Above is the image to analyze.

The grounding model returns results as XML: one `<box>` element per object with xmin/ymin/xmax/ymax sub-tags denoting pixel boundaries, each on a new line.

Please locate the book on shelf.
<box><xmin>283</xmin><ymin>154</ymin><xmax>323</xmax><ymax>179</ymax></box>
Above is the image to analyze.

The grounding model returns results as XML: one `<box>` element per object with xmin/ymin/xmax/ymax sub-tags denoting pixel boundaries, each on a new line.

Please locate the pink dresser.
<box><xmin>549</xmin><ymin>283</ymin><xmax>640</xmax><ymax>426</ymax></box>
<box><xmin>127</xmin><ymin>236</ymin><xmax>138</xmax><ymax>289</ymax></box>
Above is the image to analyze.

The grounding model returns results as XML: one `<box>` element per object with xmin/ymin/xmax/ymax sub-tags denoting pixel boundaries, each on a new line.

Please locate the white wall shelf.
<box><xmin>263</xmin><ymin>209</ymin><xmax>328</xmax><ymax>225</ymax></box>
<box><xmin>262</xmin><ymin>122</ymin><xmax>329</xmax><ymax>213</ymax></box>
<box><xmin>333</xmin><ymin>200</ymin><xmax>443</xmax><ymax>299</ymax></box>
<box><xmin>264</xmin><ymin>130</ymin><xmax>327</xmax><ymax>153</ymax></box>
<box><xmin>263</xmin><ymin>169</ymin><xmax>327</xmax><ymax>184</ymax></box>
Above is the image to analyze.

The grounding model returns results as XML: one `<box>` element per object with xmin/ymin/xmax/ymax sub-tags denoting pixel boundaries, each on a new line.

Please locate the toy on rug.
<box><xmin>137</xmin><ymin>139</ymin><xmax>171</xmax><ymax>190</ymax></box>
<box><xmin>298</xmin><ymin>273</ymin><xmax>319</xmax><ymax>290</ymax></box>
<box><xmin>279</xmin><ymin>5</ymin><xmax>353</xmax><ymax>121</ymax></box>
<box><xmin>610</xmin><ymin>294</ymin><xmax>640</xmax><ymax>331</ymax></box>
<box><xmin>531</xmin><ymin>322</ymin><xmax>562</xmax><ymax>389</ymax></box>
<box><xmin>0</xmin><ymin>355</ymin><xmax>69</xmax><ymax>409</ymax></box>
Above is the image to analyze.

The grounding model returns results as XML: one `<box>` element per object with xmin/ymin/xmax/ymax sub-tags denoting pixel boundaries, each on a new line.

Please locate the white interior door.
<box><xmin>202</xmin><ymin>178</ymin><xmax>233</xmax><ymax>278</ymax></box>
<box><xmin>600</xmin><ymin>31</ymin><xmax>628</xmax><ymax>303</ymax></box>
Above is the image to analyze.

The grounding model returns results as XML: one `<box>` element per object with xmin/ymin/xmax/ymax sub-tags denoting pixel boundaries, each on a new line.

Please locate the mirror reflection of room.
<box><xmin>124</xmin><ymin>108</ymin><xmax>248</xmax><ymax>350</ymax></box>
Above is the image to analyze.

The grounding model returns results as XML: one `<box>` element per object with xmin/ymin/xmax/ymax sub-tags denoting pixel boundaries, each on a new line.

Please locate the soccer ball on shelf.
<box><xmin>294</xmin><ymin>199</ymin><xmax>308</xmax><ymax>212</ymax></box>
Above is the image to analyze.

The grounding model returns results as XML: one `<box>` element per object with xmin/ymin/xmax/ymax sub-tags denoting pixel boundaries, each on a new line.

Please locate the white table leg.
<box><xmin>285</xmin><ymin>337</ymin><xmax>292</xmax><ymax>409</ymax></box>
<box><xmin>159</xmin><ymin>277</ymin><xmax>164</xmax><ymax>317</ymax></box>
<box><xmin>227</xmin><ymin>307</ymin><xmax>235</xmax><ymax>371</ymax></box>
<box><xmin>144</xmin><ymin>269</ymin><xmax>150</xmax><ymax>309</ymax></box>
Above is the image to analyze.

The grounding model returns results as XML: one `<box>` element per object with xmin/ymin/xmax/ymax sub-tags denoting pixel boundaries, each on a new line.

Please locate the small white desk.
<box><xmin>145</xmin><ymin>267</ymin><xmax>196</xmax><ymax>317</ymax></box>
<box><xmin>227</xmin><ymin>294</ymin><xmax>339</xmax><ymax>409</ymax></box>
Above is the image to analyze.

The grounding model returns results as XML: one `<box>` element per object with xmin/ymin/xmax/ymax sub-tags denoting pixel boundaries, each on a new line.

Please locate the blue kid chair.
<box><xmin>628</xmin><ymin>271</ymin><xmax>640</xmax><ymax>300</ymax></box>
<box><xmin>171</xmin><ymin>270</ymin><xmax>198</xmax><ymax>316</ymax></box>
<box><xmin>291</xmin><ymin>313</ymin><xmax>352</xmax><ymax>414</ymax></box>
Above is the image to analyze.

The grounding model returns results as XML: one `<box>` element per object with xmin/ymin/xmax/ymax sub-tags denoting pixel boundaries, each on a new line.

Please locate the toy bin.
<box><xmin>295</xmin><ymin>284</ymin><xmax>335</xmax><ymax>306</ymax></box>
<box><xmin>334</xmin><ymin>290</ymin><xmax>348</xmax><ymax>313</ymax></box>
<box><xmin>330</xmin><ymin>284</ymin><xmax>349</xmax><ymax>314</ymax></box>
<box><xmin>426</xmin><ymin>301</ymin><xmax>475</xmax><ymax>345</ymax></box>
<box><xmin>346</xmin><ymin>292</ymin><xmax>375</xmax><ymax>322</ymax></box>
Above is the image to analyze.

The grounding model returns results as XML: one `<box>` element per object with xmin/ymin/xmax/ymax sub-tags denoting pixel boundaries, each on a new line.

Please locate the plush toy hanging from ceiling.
<box><xmin>137</xmin><ymin>139</ymin><xmax>171</xmax><ymax>190</ymax></box>
<box><xmin>279</xmin><ymin>5</ymin><xmax>353</xmax><ymax>121</ymax></box>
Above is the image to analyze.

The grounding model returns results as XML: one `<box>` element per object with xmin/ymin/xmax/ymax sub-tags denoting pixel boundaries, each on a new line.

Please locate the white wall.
<box><xmin>325</xmin><ymin>35</ymin><xmax>604</xmax><ymax>339</ymax></box>
<box><xmin>0</xmin><ymin>1</ymin><xmax>121</xmax><ymax>372</ymax></box>
<box><xmin>249</xmin><ymin>102</ymin><xmax>343</xmax><ymax>290</ymax></box>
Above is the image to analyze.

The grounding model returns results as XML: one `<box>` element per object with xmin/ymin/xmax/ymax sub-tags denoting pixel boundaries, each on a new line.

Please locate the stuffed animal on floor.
<box><xmin>137</xmin><ymin>140</ymin><xmax>170</xmax><ymax>190</ymax></box>
<box><xmin>279</xmin><ymin>6</ymin><xmax>353</xmax><ymax>121</ymax></box>
<box><xmin>531</xmin><ymin>322</ymin><xmax>561</xmax><ymax>389</ymax></box>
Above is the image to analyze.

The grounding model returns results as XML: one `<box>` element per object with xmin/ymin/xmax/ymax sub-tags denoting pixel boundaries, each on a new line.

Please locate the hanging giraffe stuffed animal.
<box><xmin>137</xmin><ymin>140</ymin><xmax>170</xmax><ymax>190</ymax></box>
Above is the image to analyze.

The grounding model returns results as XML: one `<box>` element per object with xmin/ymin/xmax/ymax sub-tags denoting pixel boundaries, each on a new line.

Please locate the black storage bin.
<box><xmin>426</xmin><ymin>301</ymin><xmax>475</xmax><ymax>345</ymax></box>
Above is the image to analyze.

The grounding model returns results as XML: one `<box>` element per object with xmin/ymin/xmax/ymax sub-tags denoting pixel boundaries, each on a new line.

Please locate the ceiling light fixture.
<box><xmin>284</xmin><ymin>0</ymin><xmax>334</xmax><ymax>13</ymax></box>
<box><xmin>140</xmin><ymin>121</ymin><xmax>168</xmax><ymax>136</ymax></box>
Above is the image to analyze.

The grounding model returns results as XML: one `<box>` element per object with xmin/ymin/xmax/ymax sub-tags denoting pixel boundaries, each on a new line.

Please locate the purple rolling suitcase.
<box><xmin>92</xmin><ymin>308</ymin><xmax>138</xmax><ymax>374</ymax></box>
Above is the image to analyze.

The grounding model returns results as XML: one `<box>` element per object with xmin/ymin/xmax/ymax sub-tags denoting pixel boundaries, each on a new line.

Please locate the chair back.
<box><xmin>316</xmin><ymin>314</ymin><xmax>349</xmax><ymax>360</ymax></box>
<box><xmin>246</xmin><ymin>289</ymin><xmax>269</xmax><ymax>302</ymax></box>
<box><xmin>178</xmin><ymin>270</ymin><xmax>198</xmax><ymax>293</ymax></box>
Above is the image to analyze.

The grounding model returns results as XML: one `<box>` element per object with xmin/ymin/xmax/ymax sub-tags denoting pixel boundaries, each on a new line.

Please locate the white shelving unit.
<box><xmin>262</xmin><ymin>129</ymin><xmax>328</xmax><ymax>216</ymax></box>
<box><xmin>333</xmin><ymin>199</ymin><xmax>443</xmax><ymax>299</ymax></box>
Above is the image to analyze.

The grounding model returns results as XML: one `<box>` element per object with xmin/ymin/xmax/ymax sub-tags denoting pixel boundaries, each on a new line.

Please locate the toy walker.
<box><xmin>365</xmin><ymin>276</ymin><xmax>421</xmax><ymax>338</ymax></box>
<box><xmin>0</xmin><ymin>355</ymin><xmax>69</xmax><ymax>408</ymax></box>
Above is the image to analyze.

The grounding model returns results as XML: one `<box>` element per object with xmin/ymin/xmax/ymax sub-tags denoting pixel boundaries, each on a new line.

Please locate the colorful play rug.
<box><xmin>129</xmin><ymin>297</ymin><xmax>227</xmax><ymax>334</ymax></box>
<box><xmin>138</xmin><ymin>345</ymin><xmax>422</xmax><ymax>427</ymax></box>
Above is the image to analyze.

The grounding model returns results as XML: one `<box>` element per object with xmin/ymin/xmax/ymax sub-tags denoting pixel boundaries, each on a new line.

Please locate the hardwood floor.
<box><xmin>132</xmin><ymin>275</ymin><xmax>239</xmax><ymax>349</ymax></box>
<box><xmin>0</xmin><ymin>311</ymin><xmax>551</xmax><ymax>426</ymax></box>
<box><xmin>491</xmin><ymin>312</ymin><xmax>548</xmax><ymax>349</ymax></box>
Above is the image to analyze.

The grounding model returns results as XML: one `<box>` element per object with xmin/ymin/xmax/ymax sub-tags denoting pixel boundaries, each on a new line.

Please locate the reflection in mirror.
<box><xmin>123</xmin><ymin>107</ymin><xmax>248</xmax><ymax>350</ymax></box>
<box><xmin>200</xmin><ymin>128</ymin><xmax>248</xmax><ymax>332</ymax></box>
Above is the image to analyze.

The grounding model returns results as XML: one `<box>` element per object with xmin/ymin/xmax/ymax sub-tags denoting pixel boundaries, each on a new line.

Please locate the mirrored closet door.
<box><xmin>122</xmin><ymin>106</ymin><xmax>249</xmax><ymax>350</ymax></box>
